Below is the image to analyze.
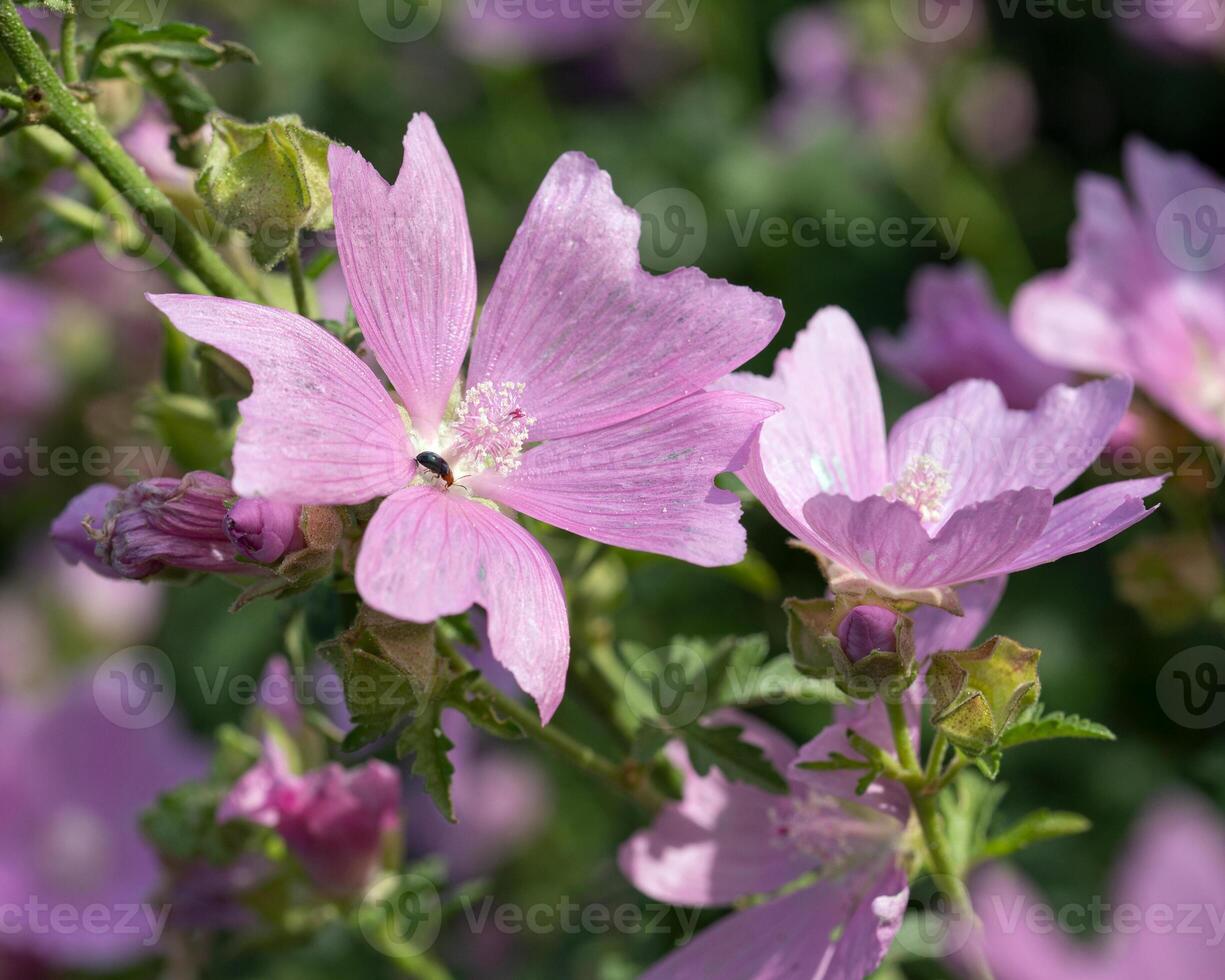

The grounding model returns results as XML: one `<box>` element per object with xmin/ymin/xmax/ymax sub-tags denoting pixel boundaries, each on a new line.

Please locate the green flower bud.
<box><xmin>196</xmin><ymin>113</ymin><xmax>334</xmax><ymax>268</ymax></box>
<box><xmin>927</xmin><ymin>636</ymin><xmax>1041</xmax><ymax>755</ymax></box>
<box><xmin>784</xmin><ymin>593</ymin><xmax>916</xmax><ymax>700</ymax></box>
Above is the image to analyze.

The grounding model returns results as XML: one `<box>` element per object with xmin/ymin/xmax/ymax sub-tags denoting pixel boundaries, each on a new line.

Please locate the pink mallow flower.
<box><xmin>218</xmin><ymin>737</ymin><xmax>401</xmax><ymax>898</ymax></box>
<box><xmin>1014</xmin><ymin>138</ymin><xmax>1225</xmax><ymax>448</ymax></box>
<box><xmin>968</xmin><ymin>794</ymin><xmax>1225</xmax><ymax>979</ymax></box>
<box><xmin>148</xmin><ymin>113</ymin><xmax>783</xmax><ymax>722</ymax></box>
<box><xmin>725</xmin><ymin>308</ymin><xmax>1163</xmax><ymax>611</ymax></box>
<box><xmin>619</xmin><ymin>580</ymin><xmax>1003</xmax><ymax>979</ymax></box>
<box><xmin>873</xmin><ymin>262</ymin><xmax>1073</xmax><ymax>410</ymax></box>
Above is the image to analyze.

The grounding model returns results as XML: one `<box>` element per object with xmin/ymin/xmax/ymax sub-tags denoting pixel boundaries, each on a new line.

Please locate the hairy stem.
<box><xmin>59</xmin><ymin>6</ymin><xmax>78</xmax><ymax>84</ymax></box>
<box><xmin>286</xmin><ymin>236</ymin><xmax>312</xmax><ymax>318</ymax></box>
<box><xmin>438</xmin><ymin>637</ymin><xmax>664</xmax><ymax>812</ymax></box>
<box><xmin>0</xmin><ymin>0</ymin><xmax>254</xmax><ymax>300</ymax></box>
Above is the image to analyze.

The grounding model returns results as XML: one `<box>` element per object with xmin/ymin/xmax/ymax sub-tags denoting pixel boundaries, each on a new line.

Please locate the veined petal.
<box><xmin>1003</xmin><ymin>477</ymin><xmax>1164</xmax><ymax>574</ymax></box>
<box><xmin>472</xmin><ymin>392</ymin><xmax>779</xmax><ymax>567</ymax></box>
<box><xmin>355</xmin><ymin>487</ymin><xmax>569</xmax><ymax>722</ymax></box>
<box><xmin>887</xmin><ymin>376</ymin><xmax>1133</xmax><ymax>520</ymax></box>
<box><xmin>722</xmin><ymin>308</ymin><xmax>889</xmax><ymax>535</ymax></box>
<box><xmin>636</xmin><ymin>866</ymin><xmax>908</xmax><ymax>980</ymax></box>
<box><xmin>329</xmin><ymin>114</ymin><xmax>476</xmax><ymax>440</ymax></box>
<box><xmin>468</xmin><ymin>152</ymin><xmax>782</xmax><ymax>440</ymax></box>
<box><xmin>618</xmin><ymin>710</ymin><xmax>807</xmax><ymax>907</ymax></box>
<box><xmin>146</xmin><ymin>294</ymin><xmax>413</xmax><ymax>504</ymax></box>
<box><xmin>800</xmin><ymin>489</ymin><xmax>1051</xmax><ymax>592</ymax></box>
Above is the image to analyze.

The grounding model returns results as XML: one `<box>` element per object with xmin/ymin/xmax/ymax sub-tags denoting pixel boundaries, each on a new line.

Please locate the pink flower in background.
<box><xmin>951</xmin><ymin>62</ymin><xmax>1038</xmax><ymax>167</ymax></box>
<box><xmin>218</xmin><ymin>737</ymin><xmax>401</xmax><ymax>897</ymax></box>
<box><xmin>1118</xmin><ymin>0</ymin><xmax>1225</xmax><ymax>59</ymax></box>
<box><xmin>149</xmin><ymin>113</ymin><xmax>782</xmax><ymax>721</ymax></box>
<box><xmin>0</xmin><ymin>275</ymin><xmax>60</xmax><ymax>451</ymax></box>
<box><xmin>969</xmin><ymin>794</ymin><xmax>1225</xmax><ymax>979</ymax></box>
<box><xmin>1014</xmin><ymin>138</ymin><xmax>1225</xmax><ymax>448</ymax></box>
<box><xmin>120</xmin><ymin>110</ymin><xmax>203</xmax><ymax>192</ymax></box>
<box><xmin>619</xmin><ymin>581</ymin><xmax>1003</xmax><ymax>978</ymax></box>
<box><xmin>873</xmin><ymin>262</ymin><xmax>1073</xmax><ymax>409</ymax></box>
<box><xmin>0</xmin><ymin>675</ymin><xmax>206</xmax><ymax>968</ymax></box>
<box><xmin>621</xmin><ymin>705</ymin><xmax>912</xmax><ymax>980</ymax></box>
<box><xmin>725</xmin><ymin>308</ymin><xmax>1162</xmax><ymax>609</ymax></box>
<box><xmin>445</xmin><ymin>0</ymin><xmax>631</xmax><ymax>64</ymax></box>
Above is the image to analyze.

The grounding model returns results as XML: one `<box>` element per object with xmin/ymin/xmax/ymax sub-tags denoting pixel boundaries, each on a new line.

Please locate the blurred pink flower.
<box><xmin>0</xmin><ymin>276</ymin><xmax>60</xmax><ymax>450</ymax></box>
<box><xmin>149</xmin><ymin>113</ymin><xmax>783</xmax><ymax>721</ymax></box>
<box><xmin>0</xmin><ymin>675</ymin><xmax>206</xmax><ymax>968</ymax></box>
<box><xmin>873</xmin><ymin>262</ymin><xmax>1073</xmax><ymax>409</ymax></box>
<box><xmin>724</xmin><ymin>308</ymin><xmax>1162</xmax><ymax>610</ymax></box>
<box><xmin>445</xmin><ymin>0</ymin><xmax>630</xmax><ymax>64</ymax></box>
<box><xmin>969</xmin><ymin>794</ymin><xmax>1225</xmax><ymax>979</ymax></box>
<box><xmin>120</xmin><ymin>110</ymin><xmax>202</xmax><ymax>192</ymax></box>
<box><xmin>218</xmin><ymin>737</ymin><xmax>401</xmax><ymax>897</ymax></box>
<box><xmin>1118</xmin><ymin>0</ymin><xmax>1225</xmax><ymax>59</ymax></box>
<box><xmin>1014</xmin><ymin>138</ymin><xmax>1225</xmax><ymax>449</ymax></box>
<box><xmin>951</xmin><ymin>62</ymin><xmax>1037</xmax><ymax>167</ymax></box>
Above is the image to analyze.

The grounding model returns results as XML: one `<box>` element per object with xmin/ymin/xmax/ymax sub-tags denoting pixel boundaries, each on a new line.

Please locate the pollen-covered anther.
<box><xmin>449</xmin><ymin>380</ymin><xmax>535</xmax><ymax>476</ymax></box>
<box><xmin>882</xmin><ymin>454</ymin><xmax>952</xmax><ymax>525</ymax></box>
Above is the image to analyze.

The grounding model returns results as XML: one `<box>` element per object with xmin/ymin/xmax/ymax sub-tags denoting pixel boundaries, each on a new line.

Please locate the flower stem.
<box><xmin>437</xmin><ymin>637</ymin><xmax>665</xmax><ymax>812</ymax></box>
<box><xmin>0</xmin><ymin>0</ymin><xmax>255</xmax><ymax>300</ymax></box>
<box><xmin>287</xmin><ymin>236</ymin><xmax>312</xmax><ymax>318</ymax></box>
<box><xmin>885</xmin><ymin>696</ymin><xmax>994</xmax><ymax>980</ymax></box>
<box><xmin>59</xmin><ymin>7</ymin><xmax>78</xmax><ymax>84</ymax></box>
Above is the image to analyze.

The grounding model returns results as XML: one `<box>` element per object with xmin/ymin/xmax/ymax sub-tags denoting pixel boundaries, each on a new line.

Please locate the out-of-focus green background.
<box><xmin>3</xmin><ymin>1</ymin><xmax>1224</xmax><ymax>977</ymax></box>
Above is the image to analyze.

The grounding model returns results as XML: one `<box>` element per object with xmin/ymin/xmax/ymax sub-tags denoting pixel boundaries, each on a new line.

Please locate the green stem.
<box><xmin>0</xmin><ymin>1</ymin><xmax>254</xmax><ymax>300</ymax></box>
<box><xmin>286</xmin><ymin>236</ymin><xmax>312</xmax><ymax>318</ymax></box>
<box><xmin>59</xmin><ymin>7</ymin><xmax>77</xmax><ymax>84</ymax></box>
<box><xmin>924</xmin><ymin>731</ymin><xmax>949</xmax><ymax>785</ymax></box>
<box><xmin>438</xmin><ymin>638</ymin><xmax>664</xmax><ymax>812</ymax></box>
<box><xmin>885</xmin><ymin>696</ymin><xmax>993</xmax><ymax>980</ymax></box>
<box><xmin>0</xmin><ymin>89</ymin><xmax>22</xmax><ymax>111</ymax></box>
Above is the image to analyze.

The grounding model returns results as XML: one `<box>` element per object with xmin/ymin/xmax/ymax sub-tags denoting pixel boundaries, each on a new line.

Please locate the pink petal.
<box><xmin>887</xmin><ymin>376</ymin><xmax>1133</xmax><ymax>521</ymax></box>
<box><xmin>722</xmin><ymin>308</ymin><xmax>889</xmax><ymax>539</ymax></box>
<box><xmin>1006</xmin><ymin>477</ymin><xmax>1164</xmax><ymax>574</ymax></box>
<box><xmin>329</xmin><ymin>115</ymin><xmax>476</xmax><ymax>441</ymax></box>
<box><xmin>1106</xmin><ymin>794</ymin><xmax>1225</xmax><ymax>978</ymax></box>
<box><xmin>873</xmin><ymin>262</ymin><xmax>1072</xmax><ymax>409</ymax></box>
<box><xmin>618</xmin><ymin>710</ymin><xmax>808</xmax><ymax>907</ymax></box>
<box><xmin>912</xmin><ymin>577</ymin><xmax>1007</xmax><ymax>658</ymax></box>
<box><xmin>355</xmin><ymin>487</ymin><xmax>569</xmax><ymax>722</ymax></box>
<box><xmin>970</xmin><ymin>866</ymin><xmax>1112</xmax><ymax>980</ymax></box>
<box><xmin>146</xmin><ymin>294</ymin><xmax>413</xmax><ymax>504</ymax></box>
<box><xmin>637</xmin><ymin>865</ymin><xmax>908</xmax><ymax>980</ymax></box>
<box><xmin>800</xmin><ymin>489</ymin><xmax>1052</xmax><ymax>591</ymax></box>
<box><xmin>472</xmin><ymin>392</ymin><xmax>778</xmax><ymax>567</ymax></box>
<box><xmin>468</xmin><ymin>152</ymin><xmax>783</xmax><ymax>440</ymax></box>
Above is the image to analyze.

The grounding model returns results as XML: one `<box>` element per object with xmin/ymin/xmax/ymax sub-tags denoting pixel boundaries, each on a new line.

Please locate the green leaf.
<box><xmin>396</xmin><ymin>704</ymin><xmax>456</xmax><ymax>822</ymax></box>
<box><xmin>87</xmin><ymin>20</ymin><xmax>255</xmax><ymax>78</ymax></box>
<box><xmin>442</xmin><ymin>672</ymin><xmax>525</xmax><ymax>741</ymax></box>
<box><xmin>796</xmin><ymin>751</ymin><xmax>871</xmax><ymax>772</ymax></box>
<box><xmin>680</xmin><ymin>724</ymin><xmax>787</xmax><ymax>794</ymax></box>
<box><xmin>1000</xmin><ymin>707</ymin><xmax>1116</xmax><ymax>748</ymax></box>
<box><xmin>976</xmin><ymin>809</ymin><xmax>1092</xmax><ymax>862</ymax></box>
<box><xmin>319</xmin><ymin>645</ymin><xmax>416</xmax><ymax>752</ymax></box>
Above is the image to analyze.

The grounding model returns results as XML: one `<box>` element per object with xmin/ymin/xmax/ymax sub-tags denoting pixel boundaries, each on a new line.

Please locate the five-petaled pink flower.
<box><xmin>149</xmin><ymin>114</ymin><xmax>783</xmax><ymax>722</ymax></box>
<box><xmin>619</xmin><ymin>579</ymin><xmax>1005</xmax><ymax>979</ymax></box>
<box><xmin>1014</xmin><ymin>138</ymin><xmax>1225</xmax><ymax>449</ymax></box>
<box><xmin>724</xmin><ymin>308</ymin><xmax>1163</xmax><ymax>611</ymax></box>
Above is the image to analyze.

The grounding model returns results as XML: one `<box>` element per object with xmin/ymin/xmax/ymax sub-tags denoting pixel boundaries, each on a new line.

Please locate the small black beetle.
<box><xmin>415</xmin><ymin>451</ymin><xmax>453</xmax><ymax>487</ymax></box>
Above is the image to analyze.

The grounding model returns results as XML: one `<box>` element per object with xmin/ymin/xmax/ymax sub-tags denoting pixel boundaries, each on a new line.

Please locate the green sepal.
<box><xmin>784</xmin><ymin>593</ymin><xmax>916</xmax><ymax>700</ymax></box>
<box><xmin>196</xmin><ymin>113</ymin><xmax>335</xmax><ymax>267</ymax></box>
<box><xmin>927</xmin><ymin>636</ymin><xmax>1041</xmax><ymax>756</ymax></box>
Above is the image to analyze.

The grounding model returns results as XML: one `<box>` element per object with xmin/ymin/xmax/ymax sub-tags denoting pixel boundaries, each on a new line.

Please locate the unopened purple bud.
<box><xmin>836</xmin><ymin>606</ymin><xmax>899</xmax><ymax>662</ymax></box>
<box><xmin>225</xmin><ymin>499</ymin><xmax>303</xmax><ymax>564</ymax></box>
<box><xmin>50</xmin><ymin>484</ymin><xmax>121</xmax><ymax>578</ymax></box>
